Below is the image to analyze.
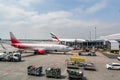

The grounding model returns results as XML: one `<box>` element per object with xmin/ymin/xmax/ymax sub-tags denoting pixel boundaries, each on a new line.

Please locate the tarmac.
<box><xmin>0</xmin><ymin>42</ymin><xmax>120</xmax><ymax>80</ymax></box>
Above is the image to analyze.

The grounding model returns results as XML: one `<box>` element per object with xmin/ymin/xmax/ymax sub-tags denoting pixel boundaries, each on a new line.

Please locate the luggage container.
<box><xmin>67</xmin><ymin>69</ymin><xmax>84</xmax><ymax>80</ymax></box>
<box><xmin>45</xmin><ymin>67</ymin><xmax>61</xmax><ymax>78</ymax></box>
<box><xmin>27</xmin><ymin>65</ymin><xmax>42</xmax><ymax>76</ymax></box>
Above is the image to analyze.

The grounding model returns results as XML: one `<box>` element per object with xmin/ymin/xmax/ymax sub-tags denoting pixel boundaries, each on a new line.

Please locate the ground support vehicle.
<box><xmin>78</xmin><ymin>51</ymin><xmax>96</xmax><ymax>56</ymax></box>
<box><xmin>45</xmin><ymin>67</ymin><xmax>61</xmax><ymax>78</ymax></box>
<box><xmin>66</xmin><ymin>60</ymin><xmax>86</xmax><ymax>69</ymax></box>
<box><xmin>67</xmin><ymin>69</ymin><xmax>83</xmax><ymax>80</ymax></box>
<box><xmin>66</xmin><ymin>60</ymin><xmax>84</xmax><ymax>80</ymax></box>
<box><xmin>27</xmin><ymin>65</ymin><xmax>42</xmax><ymax>76</ymax></box>
<box><xmin>0</xmin><ymin>51</ymin><xmax>21</xmax><ymax>62</ymax></box>
<box><xmin>67</xmin><ymin>69</ymin><xmax>84</xmax><ymax>80</ymax></box>
<box><xmin>106</xmin><ymin>63</ymin><xmax>120</xmax><ymax>70</ymax></box>
<box><xmin>70</xmin><ymin>55</ymin><xmax>86</xmax><ymax>63</ymax></box>
<box><xmin>84</xmin><ymin>63</ymin><xmax>96</xmax><ymax>71</ymax></box>
<box><xmin>67</xmin><ymin>60</ymin><xmax>96</xmax><ymax>71</ymax></box>
<box><xmin>117</xmin><ymin>56</ymin><xmax>120</xmax><ymax>61</ymax></box>
<box><xmin>87</xmin><ymin>51</ymin><xmax>96</xmax><ymax>56</ymax></box>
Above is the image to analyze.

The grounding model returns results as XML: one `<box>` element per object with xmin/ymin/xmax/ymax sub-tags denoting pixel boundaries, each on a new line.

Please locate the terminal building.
<box><xmin>60</xmin><ymin>33</ymin><xmax>120</xmax><ymax>53</ymax></box>
<box><xmin>60</xmin><ymin>40</ymin><xmax>104</xmax><ymax>50</ymax></box>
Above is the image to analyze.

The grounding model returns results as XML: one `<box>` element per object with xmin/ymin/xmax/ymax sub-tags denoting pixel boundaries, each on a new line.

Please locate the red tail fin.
<box><xmin>10</xmin><ymin>32</ymin><xmax>20</xmax><ymax>44</ymax></box>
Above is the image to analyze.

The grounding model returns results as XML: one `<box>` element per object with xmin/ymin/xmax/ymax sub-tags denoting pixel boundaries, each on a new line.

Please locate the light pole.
<box><xmin>95</xmin><ymin>27</ymin><xmax>97</xmax><ymax>48</ymax></box>
<box><xmin>95</xmin><ymin>27</ymin><xmax>96</xmax><ymax>40</ymax></box>
<box><xmin>119</xmin><ymin>43</ymin><xmax>120</xmax><ymax>55</ymax></box>
<box><xmin>89</xmin><ymin>31</ymin><xmax>91</xmax><ymax>41</ymax></box>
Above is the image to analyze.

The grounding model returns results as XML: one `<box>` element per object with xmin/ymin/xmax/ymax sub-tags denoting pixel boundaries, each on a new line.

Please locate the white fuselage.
<box><xmin>13</xmin><ymin>43</ymin><xmax>73</xmax><ymax>52</ymax></box>
<box><xmin>53</xmin><ymin>38</ymin><xmax>85</xmax><ymax>42</ymax></box>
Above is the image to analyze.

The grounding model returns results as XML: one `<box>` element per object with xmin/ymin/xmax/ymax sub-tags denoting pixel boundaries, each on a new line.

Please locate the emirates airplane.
<box><xmin>50</xmin><ymin>32</ymin><xmax>85</xmax><ymax>42</ymax></box>
<box><xmin>10</xmin><ymin>32</ymin><xmax>73</xmax><ymax>54</ymax></box>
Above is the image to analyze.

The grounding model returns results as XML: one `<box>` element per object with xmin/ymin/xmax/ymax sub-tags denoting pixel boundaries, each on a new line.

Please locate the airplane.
<box><xmin>10</xmin><ymin>32</ymin><xmax>73</xmax><ymax>54</ymax></box>
<box><xmin>50</xmin><ymin>32</ymin><xmax>85</xmax><ymax>42</ymax></box>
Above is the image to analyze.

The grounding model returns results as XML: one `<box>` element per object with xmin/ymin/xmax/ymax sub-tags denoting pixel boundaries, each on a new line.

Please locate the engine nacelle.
<box><xmin>36</xmin><ymin>49</ymin><xmax>45</xmax><ymax>54</ymax></box>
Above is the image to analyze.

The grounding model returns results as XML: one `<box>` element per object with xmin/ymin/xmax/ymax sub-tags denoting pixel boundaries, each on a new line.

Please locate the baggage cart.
<box><xmin>67</xmin><ymin>69</ymin><xmax>84</xmax><ymax>80</ymax></box>
<box><xmin>27</xmin><ymin>65</ymin><xmax>42</xmax><ymax>76</ymax></box>
<box><xmin>45</xmin><ymin>67</ymin><xmax>61</xmax><ymax>78</ymax></box>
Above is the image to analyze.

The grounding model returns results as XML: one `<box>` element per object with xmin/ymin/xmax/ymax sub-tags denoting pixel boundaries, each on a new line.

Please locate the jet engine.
<box><xmin>34</xmin><ymin>49</ymin><xmax>45</xmax><ymax>55</ymax></box>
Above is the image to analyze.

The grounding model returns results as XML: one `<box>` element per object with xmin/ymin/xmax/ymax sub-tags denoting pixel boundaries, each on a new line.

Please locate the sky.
<box><xmin>0</xmin><ymin>0</ymin><xmax>120</xmax><ymax>40</ymax></box>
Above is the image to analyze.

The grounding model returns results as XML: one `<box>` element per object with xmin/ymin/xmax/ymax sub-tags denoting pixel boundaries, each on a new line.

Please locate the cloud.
<box><xmin>0</xmin><ymin>5</ymin><xmax>119</xmax><ymax>39</ymax></box>
<box><xmin>0</xmin><ymin>0</ymin><xmax>119</xmax><ymax>39</ymax></box>
<box><xmin>0</xmin><ymin>4</ymin><xmax>36</xmax><ymax>20</ymax></box>
<box><xmin>18</xmin><ymin>0</ymin><xmax>44</xmax><ymax>7</ymax></box>
<box><xmin>30</xmin><ymin>11</ymin><xmax>72</xmax><ymax>28</ymax></box>
<box><xmin>0</xmin><ymin>0</ymin><xmax>44</xmax><ymax>7</ymax></box>
<box><xmin>86</xmin><ymin>0</ymin><xmax>107</xmax><ymax>13</ymax></box>
<box><xmin>72</xmin><ymin>0</ymin><xmax>108</xmax><ymax>14</ymax></box>
<box><xmin>77</xmin><ymin>0</ymin><xmax>95</xmax><ymax>3</ymax></box>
